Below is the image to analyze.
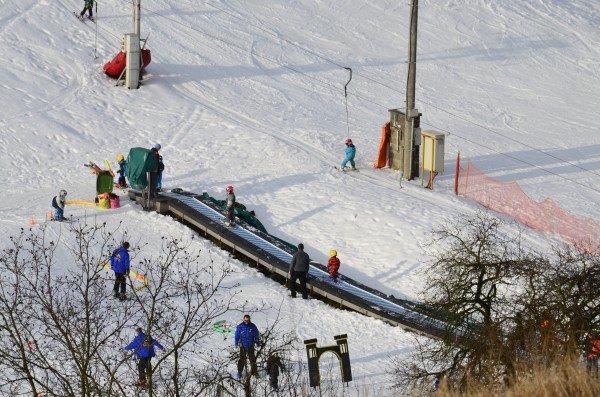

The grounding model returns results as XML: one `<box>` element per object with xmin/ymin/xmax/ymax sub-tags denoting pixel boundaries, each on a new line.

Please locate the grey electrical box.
<box><xmin>388</xmin><ymin>109</ymin><xmax>406</xmax><ymax>171</ymax></box>
<box><xmin>124</xmin><ymin>33</ymin><xmax>140</xmax><ymax>89</ymax></box>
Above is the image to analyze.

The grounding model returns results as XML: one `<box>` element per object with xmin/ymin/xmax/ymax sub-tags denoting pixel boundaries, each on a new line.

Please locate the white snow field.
<box><xmin>0</xmin><ymin>0</ymin><xmax>598</xmax><ymax>394</ymax></box>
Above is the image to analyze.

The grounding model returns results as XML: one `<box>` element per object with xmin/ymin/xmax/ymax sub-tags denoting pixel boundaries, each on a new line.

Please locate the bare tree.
<box><xmin>0</xmin><ymin>223</ymin><xmax>136</xmax><ymax>397</ymax></box>
<box><xmin>392</xmin><ymin>212</ymin><xmax>536</xmax><ymax>393</ymax></box>
<box><xmin>125</xmin><ymin>237</ymin><xmax>242</xmax><ymax>397</ymax></box>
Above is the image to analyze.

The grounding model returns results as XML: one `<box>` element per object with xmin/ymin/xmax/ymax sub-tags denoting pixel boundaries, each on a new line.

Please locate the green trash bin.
<box><xmin>96</xmin><ymin>172</ymin><xmax>114</xmax><ymax>195</ymax></box>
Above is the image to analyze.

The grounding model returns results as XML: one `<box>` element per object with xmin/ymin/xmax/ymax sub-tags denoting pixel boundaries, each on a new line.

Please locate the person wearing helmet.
<box><xmin>327</xmin><ymin>249</ymin><xmax>341</xmax><ymax>282</ymax></box>
<box><xmin>224</xmin><ymin>186</ymin><xmax>236</xmax><ymax>226</ymax></box>
<box><xmin>110</xmin><ymin>241</ymin><xmax>130</xmax><ymax>300</ymax></box>
<box><xmin>51</xmin><ymin>190</ymin><xmax>68</xmax><ymax>221</ymax></box>
<box><xmin>340</xmin><ymin>138</ymin><xmax>356</xmax><ymax>171</ymax></box>
<box><xmin>116</xmin><ymin>154</ymin><xmax>128</xmax><ymax>188</ymax></box>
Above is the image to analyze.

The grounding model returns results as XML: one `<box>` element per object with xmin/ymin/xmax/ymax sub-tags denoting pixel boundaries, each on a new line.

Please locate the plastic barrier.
<box><xmin>457</xmin><ymin>160</ymin><xmax>600</xmax><ymax>251</ymax></box>
<box><xmin>373</xmin><ymin>122</ymin><xmax>390</xmax><ymax>168</ymax></box>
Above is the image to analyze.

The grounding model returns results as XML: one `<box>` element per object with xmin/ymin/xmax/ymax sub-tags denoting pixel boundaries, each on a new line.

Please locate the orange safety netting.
<box><xmin>457</xmin><ymin>160</ymin><xmax>600</xmax><ymax>251</ymax></box>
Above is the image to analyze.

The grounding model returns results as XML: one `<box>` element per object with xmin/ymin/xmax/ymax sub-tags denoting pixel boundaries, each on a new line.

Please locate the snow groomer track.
<box><xmin>129</xmin><ymin>189</ymin><xmax>467</xmax><ymax>340</ymax></box>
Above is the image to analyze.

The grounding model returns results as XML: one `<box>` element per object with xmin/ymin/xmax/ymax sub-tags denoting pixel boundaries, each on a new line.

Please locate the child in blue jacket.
<box><xmin>340</xmin><ymin>138</ymin><xmax>356</xmax><ymax>170</ymax></box>
<box><xmin>116</xmin><ymin>154</ymin><xmax>128</xmax><ymax>188</ymax></box>
<box><xmin>124</xmin><ymin>327</ymin><xmax>165</xmax><ymax>387</ymax></box>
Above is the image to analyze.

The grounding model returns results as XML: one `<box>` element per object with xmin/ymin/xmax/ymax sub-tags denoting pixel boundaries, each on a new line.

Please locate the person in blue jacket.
<box><xmin>110</xmin><ymin>242</ymin><xmax>130</xmax><ymax>300</ymax></box>
<box><xmin>340</xmin><ymin>138</ymin><xmax>357</xmax><ymax>170</ymax></box>
<box><xmin>124</xmin><ymin>327</ymin><xmax>165</xmax><ymax>387</ymax></box>
<box><xmin>116</xmin><ymin>154</ymin><xmax>128</xmax><ymax>188</ymax></box>
<box><xmin>234</xmin><ymin>314</ymin><xmax>260</xmax><ymax>378</ymax></box>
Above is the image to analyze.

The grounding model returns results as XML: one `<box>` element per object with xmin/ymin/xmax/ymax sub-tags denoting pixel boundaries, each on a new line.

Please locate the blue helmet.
<box><xmin>153</xmin><ymin>143</ymin><xmax>161</xmax><ymax>151</ymax></box>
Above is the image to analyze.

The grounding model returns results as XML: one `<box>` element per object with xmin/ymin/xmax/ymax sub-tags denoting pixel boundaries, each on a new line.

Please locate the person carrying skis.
<box><xmin>234</xmin><ymin>314</ymin><xmax>260</xmax><ymax>379</ymax></box>
<box><xmin>51</xmin><ymin>190</ymin><xmax>68</xmax><ymax>221</ymax></box>
<box><xmin>124</xmin><ymin>327</ymin><xmax>165</xmax><ymax>388</ymax></box>
<box><xmin>224</xmin><ymin>185</ymin><xmax>236</xmax><ymax>226</ymax></box>
<box><xmin>79</xmin><ymin>0</ymin><xmax>94</xmax><ymax>21</ymax></box>
<box><xmin>327</xmin><ymin>249</ymin><xmax>341</xmax><ymax>282</ymax></box>
<box><xmin>110</xmin><ymin>241</ymin><xmax>130</xmax><ymax>300</ymax></box>
<box><xmin>288</xmin><ymin>243</ymin><xmax>310</xmax><ymax>299</ymax></box>
<box><xmin>340</xmin><ymin>138</ymin><xmax>357</xmax><ymax>170</ymax></box>
<box><xmin>266</xmin><ymin>352</ymin><xmax>285</xmax><ymax>391</ymax></box>
<box><xmin>116</xmin><ymin>154</ymin><xmax>128</xmax><ymax>188</ymax></box>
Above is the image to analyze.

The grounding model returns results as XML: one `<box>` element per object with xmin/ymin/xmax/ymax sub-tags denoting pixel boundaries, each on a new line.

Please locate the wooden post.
<box><xmin>454</xmin><ymin>151</ymin><xmax>461</xmax><ymax>195</ymax></box>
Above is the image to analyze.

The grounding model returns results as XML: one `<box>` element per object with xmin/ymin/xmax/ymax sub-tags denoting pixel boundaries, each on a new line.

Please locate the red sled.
<box><xmin>103</xmin><ymin>49</ymin><xmax>151</xmax><ymax>78</ymax></box>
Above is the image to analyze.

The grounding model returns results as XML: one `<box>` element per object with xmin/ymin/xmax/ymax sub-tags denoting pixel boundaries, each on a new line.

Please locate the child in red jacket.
<box><xmin>328</xmin><ymin>250</ymin><xmax>341</xmax><ymax>282</ymax></box>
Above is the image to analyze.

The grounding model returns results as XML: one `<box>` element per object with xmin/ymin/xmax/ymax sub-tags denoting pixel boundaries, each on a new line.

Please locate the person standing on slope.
<box><xmin>288</xmin><ymin>243</ymin><xmax>310</xmax><ymax>299</ymax></box>
<box><xmin>116</xmin><ymin>153</ymin><xmax>128</xmax><ymax>188</ymax></box>
<box><xmin>234</xmin><ymin>314</ymin><xmax>260</xmax><ymax>378</ymax></box>
<box><xmin>340</xmin><ymin>138</ymin><xmax>357</xmax><ymax>170</ymax></box>
<box><xmin>148</xmin><ymin>143</ymin><xmax>161</xmax><ymax>197</ymax></box>
<box><xmin>110</xmin><ymin>241</ymin><xmax>130</xmax><ymax>300</ymax></box>
<box><xmin>327</xmin><ymin>249</ymin><xmax>341</xmax><ymax>283</ymax></box>
<box><xmin>124</xmin><ymin>327</ymin><xmax>165</xmax><ymax>388</ymax></box>
<box><xmin>224</xmin><ymin>185</ymin><xmax>236</xmax><ymax>226</ymax></box>
<box><xmin>79</xmin><ymin>0</ymin><xmax>94</xmax><ymax>21</ymax></box>
<box><xmin>50</xmin><ymin>190</ymin><xmax>68</xmax><ymax>221</ymax></box>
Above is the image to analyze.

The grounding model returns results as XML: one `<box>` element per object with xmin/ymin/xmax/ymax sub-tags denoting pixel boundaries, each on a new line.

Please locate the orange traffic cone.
<box><xmin>28</xmin><ymin>216</ymin><xmax>36</xmax><ymax>226</ymax></box>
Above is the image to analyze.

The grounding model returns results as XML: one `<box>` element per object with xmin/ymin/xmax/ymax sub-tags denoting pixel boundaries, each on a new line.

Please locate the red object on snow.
<box><xmin>103</xmin><ymin>49</ymin><xmax>152</xmax><ymax>79</ymax></box>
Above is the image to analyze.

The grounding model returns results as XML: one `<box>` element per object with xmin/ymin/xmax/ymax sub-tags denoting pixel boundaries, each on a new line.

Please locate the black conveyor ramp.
<box><xmin>129</xmin><ymin>189</ymin><xmax>469</xmax><ymax>340</ymax></box>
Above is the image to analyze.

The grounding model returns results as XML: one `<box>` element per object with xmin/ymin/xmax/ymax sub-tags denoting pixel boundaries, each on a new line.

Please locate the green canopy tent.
<box><xmin>126</xmin><ymin>147</ymin><xmax>158</xmax><ymax>190</ymax></box>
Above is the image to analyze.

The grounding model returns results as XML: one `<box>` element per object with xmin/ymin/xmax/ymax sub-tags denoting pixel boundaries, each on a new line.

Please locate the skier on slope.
<box><xmin>124</xmin><ymin>327</ymin><xmax>165</xmax><ymax>388</ymax></box>
<box><xmin>50</xmin><ymin>190</ymin><xmax>68</xmax><ymax>221</ymax></box>
<box><xmin>79</xmin><ymin>0</ymin><xmax>94</xmax><ymax>21</ymax></box>
<box><xmin>224</xmin><ymin>185</ymin><xmax>236</xmax><ymax>226</ymax></box>
<box><xmin>234</xmin><ymin>314</ymin><xmax>260</xmax><ymax>378</ymax></box>
<box><xmin>116</xmin><ymin>154</ymin><xmax>128</xmax><ymax>188</ymax></box>
<box><xmin>340</xmin><ymin>138</ymin><xmax>357</xmax><ymax>170</ymax></box>
<box><xmin>110</xmin><ymin>241</ymin><xmax>130</xmax><ymax>300</ymax></box>
<box><xmin>327</xmin><ymin>249</ymin><xmax>341</xmax><ymax>283</ymax></box>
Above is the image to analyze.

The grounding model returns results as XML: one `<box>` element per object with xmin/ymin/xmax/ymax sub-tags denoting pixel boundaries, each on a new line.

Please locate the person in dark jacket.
<box><xmin>51</xmin><ymin>190</ymin><xmax>68</xmax><ymax>221</ymax></box>
<box><xmin>288</xmin><ymin>243</ymin><xmax>310</xmax><ymax>299</ymax></box>
<box><xmin>110</xmin><ymin>242</ymin><xmax>130</xmax><ymax>300</ymax></box>
<box><xmin>224</xmin><ymin>185</ymin><xmax>236</xmax><ymax>227</ymax></box>
<box><xmin>266</xmin><ymin>352</ymin><xmax>285</xmax><ymax>390</ymax></box>
<box><xmin>124</xmin><ymin>327</ymin><xmax>165</xmax><ymax>387</ymax></box>
<box><xmin>234</xmin><ymin>314</ymin><xmax>260</xmax><ymax>378</ymax></box>
<box><xmin>156</xmin><ymin>154</ymin><xmax>164</xmax><ymax>191</ymax></box>
<box><xmin>79</xmin><ymin>0</ymin><xmax>94</xmax><ymax>21</ymax></box>
<box><xmin>148</xmin><ymin>143</ymin><xmax>161</xmax><ymax>197</ymax></box>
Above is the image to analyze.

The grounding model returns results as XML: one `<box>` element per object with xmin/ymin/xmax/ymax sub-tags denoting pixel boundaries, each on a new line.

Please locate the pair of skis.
<box><xmin>73</xmin><ymin>12</ymin><xmax>94</xmax><ymax>23</ymax></box>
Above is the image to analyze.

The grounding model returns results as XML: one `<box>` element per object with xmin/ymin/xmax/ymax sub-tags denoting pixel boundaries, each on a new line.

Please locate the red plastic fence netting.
<box><xmin>456</xmin><ymin>159</ymin><xmax>600</xmax><ymax>251</ymax></box>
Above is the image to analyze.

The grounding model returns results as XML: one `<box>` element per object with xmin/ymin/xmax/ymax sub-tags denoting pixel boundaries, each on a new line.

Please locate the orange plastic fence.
<box><xmin>373</xmin><ymin>122</ymin><xmax>390</xmax><ymax>168</ymax></box>
<box><xmin>457</xmin><ymin>160</ymin><xmax>600</xmax><ymax>250</ymax></box>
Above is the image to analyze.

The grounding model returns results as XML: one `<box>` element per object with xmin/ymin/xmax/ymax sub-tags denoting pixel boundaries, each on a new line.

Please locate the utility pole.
<box><xmin>403</xmin><ymin>0</ymin><xmax>420</xmax><ymax>180</ymax></box>
<box><xmin>133</xmin><ymin>0</ymin><xmax>141</xmax><ymax>35</ymax></box>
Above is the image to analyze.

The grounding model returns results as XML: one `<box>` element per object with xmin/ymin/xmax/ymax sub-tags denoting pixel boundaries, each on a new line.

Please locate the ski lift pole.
<box><xmin>343</xmin><ymin>67</ymin><xmax>352</xmax><ymax>138</ymax></box>
<box><xmin>94</xmin><ymin>0</ymin><xmax>98</xmax><ymax>59</ymax></box>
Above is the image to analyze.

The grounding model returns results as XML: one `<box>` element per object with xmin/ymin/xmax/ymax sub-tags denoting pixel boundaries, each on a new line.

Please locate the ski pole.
<box><xmin>343</xmin><ymin>67</ymin><xmax>352</xmax><ymax>139</ymax></box>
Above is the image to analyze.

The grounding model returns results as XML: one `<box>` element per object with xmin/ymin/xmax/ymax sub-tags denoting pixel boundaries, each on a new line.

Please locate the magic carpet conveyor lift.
<box><xmin>128</xmin><ymin>189</ymin><xmax>472</xmax><ymax>340</ymax></box>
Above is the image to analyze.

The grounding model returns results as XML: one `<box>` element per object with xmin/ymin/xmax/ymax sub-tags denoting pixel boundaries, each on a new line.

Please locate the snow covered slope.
<box><xmin>1</xmin><ymin>0</ymin><xmax>598</xmax><ymax>392</ymax></box>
